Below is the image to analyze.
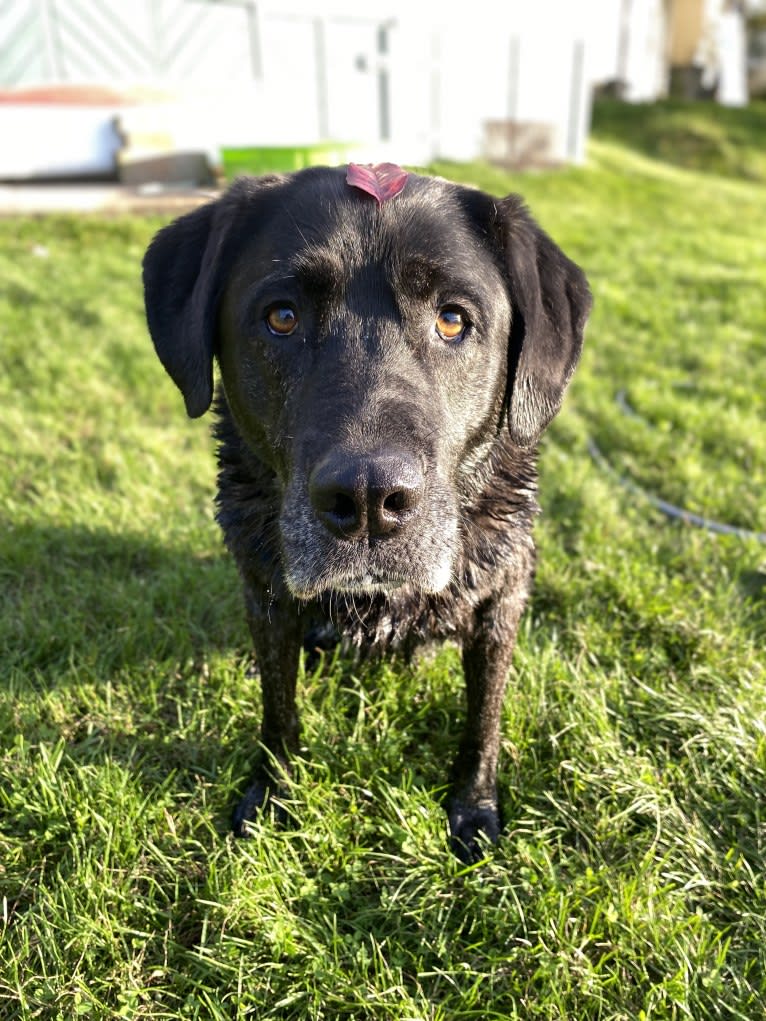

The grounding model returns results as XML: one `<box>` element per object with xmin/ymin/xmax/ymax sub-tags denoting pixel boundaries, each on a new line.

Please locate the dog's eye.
<box><xmin>435</xmin><ymin>306</ymin><xmax>467</xmax><ymax>343</ymax></box>
<box><xmin>265</xmin><ymin>304</ymin><xmax>299</xmax><ymax>337</ymax></box>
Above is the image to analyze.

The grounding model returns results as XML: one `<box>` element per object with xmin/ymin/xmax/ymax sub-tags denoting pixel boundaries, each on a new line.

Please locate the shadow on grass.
<box><xmin>1</xmin><ymin>521</ymin><xmax>245</xmax><ymax>681</ymax></box>
<box><xmin>5</xmin><ymin>519</ymin><xmax>763</xmax><ymax>921</ymax></box>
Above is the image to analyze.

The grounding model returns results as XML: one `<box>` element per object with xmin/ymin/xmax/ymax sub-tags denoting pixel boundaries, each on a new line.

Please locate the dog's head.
<box><xmin>143</xmin><ymin>167</ymin><xmax>591</xmax><ymax>598</ymax></box>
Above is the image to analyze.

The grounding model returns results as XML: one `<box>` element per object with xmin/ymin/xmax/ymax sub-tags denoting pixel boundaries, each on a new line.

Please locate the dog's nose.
<box><xmin>309</xmin><ymin>451</ymin><xmax>423</xmax><ymax>539</ymax></box>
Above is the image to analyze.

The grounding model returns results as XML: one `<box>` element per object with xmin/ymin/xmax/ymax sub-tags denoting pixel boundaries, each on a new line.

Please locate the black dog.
<box><xmin>142</xmin><ymin>165</ymin><xmax>591</xmax><ymax>861</ymax></box>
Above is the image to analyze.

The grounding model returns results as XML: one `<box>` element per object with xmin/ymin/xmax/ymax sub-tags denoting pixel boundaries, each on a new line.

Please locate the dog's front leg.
<box><xmin>232</xmin><ymin>587</ymin><xmax>304</xmax><ymax>836</ymax></box>
<box><xmin>449</xmin><ymin>591</ymin><xmax>526</xmax><ymax>862</ymax></box>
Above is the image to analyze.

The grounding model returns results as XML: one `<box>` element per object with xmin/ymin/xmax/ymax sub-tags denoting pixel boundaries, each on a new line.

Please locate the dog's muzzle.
<box><xmin>280</xmin><ymin>446</ymin><xmax>457</xmax><ymax>600</ymax></box>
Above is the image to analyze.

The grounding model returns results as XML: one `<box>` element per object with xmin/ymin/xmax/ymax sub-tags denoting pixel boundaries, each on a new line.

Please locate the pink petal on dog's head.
<box><xmin>346</xmin><ymin>163</ymin><xmax>409</xmax><ymax>204</ymax></box>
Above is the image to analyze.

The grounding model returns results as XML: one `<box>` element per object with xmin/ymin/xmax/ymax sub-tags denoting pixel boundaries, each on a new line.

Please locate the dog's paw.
<box><xmin>447</xmin><ymin>800</ymin><xmax>501</xmax><ymax>864</ymax></box>
<box><xmin>232</xmin><ymin>777</ymin><xmax>270</xmax><ymax>837</ymax></box>
<box><xmin>232</xmin><ymin>775</ymin><xmax>293</xmax><ymax>837</ymax></box>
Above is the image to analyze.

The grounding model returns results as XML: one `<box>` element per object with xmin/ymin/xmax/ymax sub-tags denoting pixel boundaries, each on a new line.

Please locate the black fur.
<box><xmin>143</xmin><ymin>166</ymin><xmax>591</xmax><ymax>862</ymax></box>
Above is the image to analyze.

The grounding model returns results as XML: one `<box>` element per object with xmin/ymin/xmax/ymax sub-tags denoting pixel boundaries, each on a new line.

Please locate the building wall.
<box><xmin>0</xmin><ymin>0</ymin><xmax>595</xmax><ymax>177</ymax></box>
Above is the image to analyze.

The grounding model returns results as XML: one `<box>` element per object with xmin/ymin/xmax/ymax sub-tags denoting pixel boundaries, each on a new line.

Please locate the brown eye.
<box><xmin>265</xmin><ymin>304</ymin><xmax>299</xmax><ymax>336</ymax></box>
<box><xmin>435</xmin><ymin>306</ymin><xmax>466</xmax><ymax>343</ymax></box>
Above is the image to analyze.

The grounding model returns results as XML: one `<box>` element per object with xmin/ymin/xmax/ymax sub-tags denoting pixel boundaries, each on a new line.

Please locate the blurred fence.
<box><xmin>0</xmin><ymin>0</ymin><xmax>593</xmax><ymax>179</ymax></box>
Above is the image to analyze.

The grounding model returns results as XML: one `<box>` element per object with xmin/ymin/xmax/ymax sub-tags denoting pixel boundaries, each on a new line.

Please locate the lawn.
<box><xmin>1</xmin><ymin>102</ymin><xmax>765</xmax><ymax>1019</ymax></box>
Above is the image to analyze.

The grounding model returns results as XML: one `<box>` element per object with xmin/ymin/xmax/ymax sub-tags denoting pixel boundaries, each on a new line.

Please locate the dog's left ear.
<box><xmin>496</xmin><ymin>195</ymin><xmax>592</xmax><ymax>447</ymax></box>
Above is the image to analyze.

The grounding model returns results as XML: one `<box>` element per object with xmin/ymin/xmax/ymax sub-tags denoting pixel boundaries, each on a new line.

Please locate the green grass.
<box><xmin>591</xmin><ymin>98</ymin><xmax>766</xmax><ymax>181</ymax></box>
<box><xmin>2</xmin><ymin>102</ymin><xmax>765</xmax><ymax>1018</ymax></box>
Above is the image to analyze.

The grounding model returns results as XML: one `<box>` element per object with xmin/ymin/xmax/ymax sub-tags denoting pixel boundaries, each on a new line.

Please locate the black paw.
<box><xmin>232</xmin><ymin>774</ymin><xmax>293</xmax><ymax>837</ymax></box>
<box><xmin>303</xmin><ymin>622</ymin><xmax>340</xmax><ymax>670</ymax></box>
<box><xmin>448</xmin><ymin>800</ymin><xmax>501</xmax><ymax>864</ymax></box>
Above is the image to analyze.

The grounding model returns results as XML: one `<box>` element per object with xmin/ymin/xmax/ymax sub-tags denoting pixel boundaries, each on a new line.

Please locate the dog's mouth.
<box><xmin>334</xmin><ymin>570</ymin><xmax>409</xmax><ymax>595</ymax></box>
<box><xmin>289</xmin><ymin>568</ymin><xmax>410</xmax><ymax>600</ymax></box>
<box><xmin>285</xmin><ymin>551</ymin><xmax>455</xmax><ymax>602</ymax></box>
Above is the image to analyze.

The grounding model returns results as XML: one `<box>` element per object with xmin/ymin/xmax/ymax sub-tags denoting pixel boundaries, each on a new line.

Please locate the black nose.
<box><xmin>309</xmin><ymin>450</ymin><xmax>423</xmax><ymax>539</ymax></box>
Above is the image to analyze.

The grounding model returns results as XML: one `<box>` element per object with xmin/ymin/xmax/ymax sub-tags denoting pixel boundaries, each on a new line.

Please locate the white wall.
<box><xmin>415</xmin><ymin>1</ymin><xmax>592</xmax><ymax>164</ymax></box>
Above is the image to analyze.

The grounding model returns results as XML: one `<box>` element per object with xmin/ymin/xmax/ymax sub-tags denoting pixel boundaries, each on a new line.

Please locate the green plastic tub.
<box><xmin>220</xmin><ymin>143</ymin><xmax>359</xmax><ymax>179</ymax></box>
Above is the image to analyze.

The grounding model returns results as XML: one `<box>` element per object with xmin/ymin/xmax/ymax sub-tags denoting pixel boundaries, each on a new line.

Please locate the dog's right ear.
<box><xmin>142</xmin><ymin>198</ymin><xmax>236</xmax><ymax>418</ymax></box>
